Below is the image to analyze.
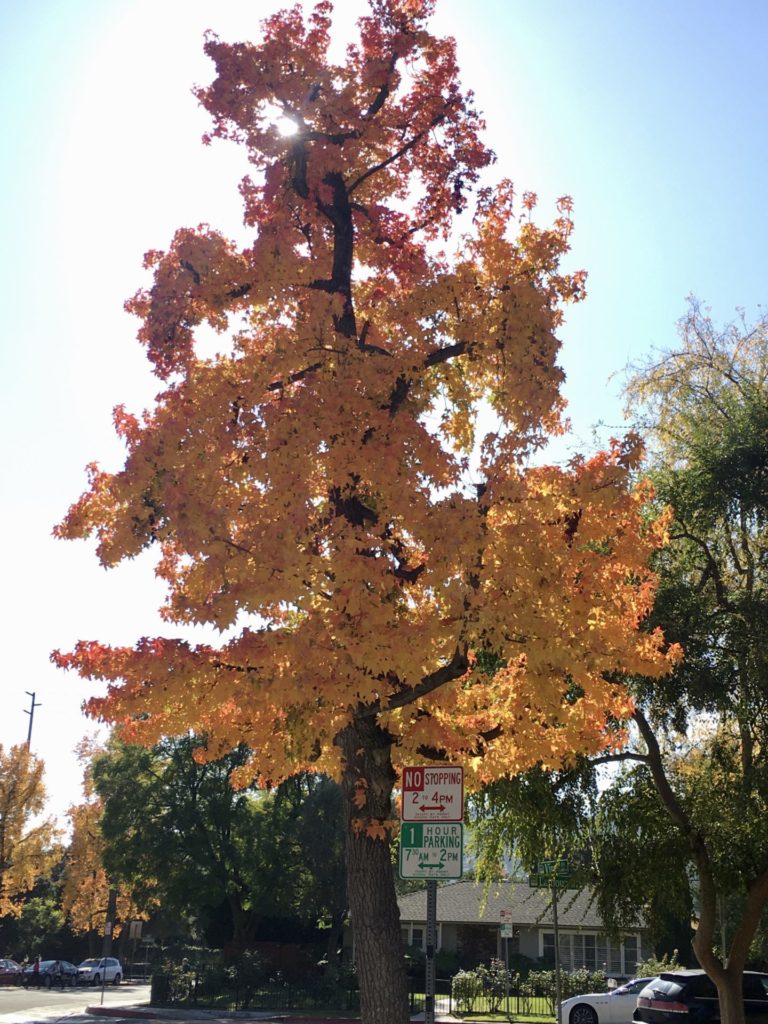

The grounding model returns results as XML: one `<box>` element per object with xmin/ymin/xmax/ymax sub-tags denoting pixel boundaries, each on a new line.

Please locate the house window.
<box><xmin>574</xmin><ymin>933</ymin><xmax>596</xmax><ymax>970</ymax></box>
<box><xmin>541</xmin><ymin>932</ymin><xmax>639</xmax><ymax>976</ymax></box>
<box><xmin>623</xmin><ymin>936</ymin><xmax>638</xmax><ymax>975</ymax></box>
<box><xmin>411</xmin><ymin>927</ymin><xmax>425</xmax><ymax>950</ymax></box>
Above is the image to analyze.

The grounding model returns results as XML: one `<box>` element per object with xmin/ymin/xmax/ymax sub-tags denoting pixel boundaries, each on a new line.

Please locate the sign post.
<box><xmin>401</xmin><ymin>766</ymin><xmax>464</xmax><ymax>1024</ymax></box>
<box><xmin>529</xmin><ymin>861</ymin><xmax>571</xmax><ymax>1024</ymax></box>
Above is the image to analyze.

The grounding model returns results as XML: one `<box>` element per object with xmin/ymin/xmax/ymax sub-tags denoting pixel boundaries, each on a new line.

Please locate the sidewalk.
<box><xmin>82</xmin><ymin>1002</ymin><xmax>462</xmax><ymax>1023</ymax></box>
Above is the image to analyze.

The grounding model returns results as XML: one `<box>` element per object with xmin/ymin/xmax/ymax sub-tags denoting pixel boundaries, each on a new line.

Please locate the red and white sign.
<box><xmin>401</xmin><ymin>765</ymin><xmax>464</xmax><ymax>822</ymax></box>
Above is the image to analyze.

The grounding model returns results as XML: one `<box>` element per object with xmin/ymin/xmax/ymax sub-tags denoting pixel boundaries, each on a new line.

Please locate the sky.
<box><xmin>1</xmin><ymin>0</ymin><xmax>766</xmax><ymax>825</ymax></box>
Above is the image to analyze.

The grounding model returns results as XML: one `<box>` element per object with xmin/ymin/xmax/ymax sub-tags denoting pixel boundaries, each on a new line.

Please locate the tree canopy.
<box><xmin>473</xmin><ymin>302</ymin><xmax>768</xmax><ymax>1024</ymax></box>
<box><xmin>91</xmin><ymin>736</ymin><xmax>346</xmax><ymax>954</ymax></box>
<box><xmin>0</xmin><ymin>744</ymin><xmax>59</xmax><ymax>919</ymax></box>
<box><xmin>53</xmin><ymin>3</ymin><xmax>678</xmax><ymax>1020</ymax></box>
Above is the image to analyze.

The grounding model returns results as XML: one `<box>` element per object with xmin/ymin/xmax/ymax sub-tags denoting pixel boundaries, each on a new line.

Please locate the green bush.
<box><xmin>476</xmin><ymin>959</ymin><xmax>517</xmax><ymax>1013</ymax></box>
<box><xmin>635</xmin><ymin>951</ymin><xmax>683</xmax><ymax>977</ymax></box>
<box><xmin>452</xmin><ymin>969</ymin><xmax>484</xmax><ymax>1014</ymax></box>
<box><xmin>521</xmin><ymin>967</ymin><xmax>608</xmax><ymax>1011</ymax></box>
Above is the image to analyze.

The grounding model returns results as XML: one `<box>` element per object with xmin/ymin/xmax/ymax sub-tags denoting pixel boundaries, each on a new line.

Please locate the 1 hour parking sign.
<box><xmin>399</xmin><ymin>822</ymin><xmax>464</xmax><ymax>879</ymax></box>
<box><xmin>401</xmin><ymin>765</ymin><xmax>464</xmax><ymax>822</ymax></box>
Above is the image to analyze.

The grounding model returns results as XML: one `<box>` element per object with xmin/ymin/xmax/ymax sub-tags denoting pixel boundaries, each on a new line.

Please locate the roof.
<box><xmin>397</xmin><ymin>880</ymin><xmax>610</xmax><ymax>929</ymax></box>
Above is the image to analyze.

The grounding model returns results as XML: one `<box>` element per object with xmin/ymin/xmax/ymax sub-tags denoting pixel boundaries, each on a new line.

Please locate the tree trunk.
<box><xmin>714</xmin><ymin>970</ymin><xmax>747</xmax><ymax>1024</ymax></box>
<box><xmin>337</xmin><ymin>712</ymin><xmax>409</xmax><ymax>1024</ymax></box>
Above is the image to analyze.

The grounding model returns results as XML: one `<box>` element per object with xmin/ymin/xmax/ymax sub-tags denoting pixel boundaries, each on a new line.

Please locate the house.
<box><xmin>397</xmin><ymin>879</ymin><xmax>651</xmax><ymax>978</ymax></box>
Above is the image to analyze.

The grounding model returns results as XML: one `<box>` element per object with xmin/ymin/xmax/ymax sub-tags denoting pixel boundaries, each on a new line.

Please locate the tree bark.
<box><xmin>714</xmin><ymin>970</ymin><xmax>747</xmax><ymax>1024</ymax></box>
<box><xmin>336</xmin><ymin>712</ymin><xmax>409</xmax><ymax>1024</ymax></box>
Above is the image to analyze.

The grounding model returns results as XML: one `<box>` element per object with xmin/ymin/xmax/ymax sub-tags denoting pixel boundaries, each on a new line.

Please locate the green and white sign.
<box><xmin>399</xmin><ymin>822</ymin><xmax>464</xmax><ymax>879</ymax></box>
<box><xmin>528</xmin><ymin>858</ymin><xmax>571</xmax><ymax>888</ymax></box>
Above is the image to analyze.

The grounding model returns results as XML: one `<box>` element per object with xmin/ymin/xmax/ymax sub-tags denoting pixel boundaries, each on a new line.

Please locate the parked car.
<box><xmin>22</xmin><ymin>960</ymin><xmax>79</xmax><ymax>987</ymax></box>
<box><xmin>77</xmin><ymin>957</ymin><xmax>123</xmax><ymax>985</ymax></box>
<box><xmin>634</xmin><ymin>970</ymin><xmax>768</xmax><ymax>1024</ymax></box>
<box><xmin>561</xmin><ymin>977</ymin><xmax>658</xmax><ymax>1024</ymax></box>
<box><xmin>0</xmin><ymin>959</ymin><xmax>22</xmax><ymax>985</ymax></box>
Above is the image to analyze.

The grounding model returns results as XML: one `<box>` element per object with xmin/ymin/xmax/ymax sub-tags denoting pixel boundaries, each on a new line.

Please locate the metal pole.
<box><xmin>100</xmin><ymin>888</ymin><xmax>118</xmax><ymax>1005</ymax></box>
<box><xmin>24</xmin><ymin>691</ymin><xmax>41</xmax><ymax>748</ymax></box>
<box><xmin>553</xmin><ymin>883</ymin><xmax>562</xmax><ymax>1024</ymax></box>
<box><xmin>425</xmin><ymin>880</ymin><xmax>437</xmax><ymax>1024</ymax></box>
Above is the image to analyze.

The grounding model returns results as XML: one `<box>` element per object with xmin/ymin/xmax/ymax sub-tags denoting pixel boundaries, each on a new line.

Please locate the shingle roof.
<box><xmin>397</xmin><ymin>880</ymin><xmax>606</xmax><ymax>928</ymax></box>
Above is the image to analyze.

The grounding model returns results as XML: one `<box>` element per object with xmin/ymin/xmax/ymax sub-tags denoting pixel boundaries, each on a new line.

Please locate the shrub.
<box><xmin>452</xmin><ymin>969</ymin><xmax>483</xmax><ymax>1014</ymax></box>
<box><xmin>476</xmin><ymin>959</ymin><xmax>517</xmax><ymax>1013</ymax></box>
<box><xmin>635</xmin><ymin>951</ymin><xmax>683</xmax><ymax>977</ymax></box>
<box><xmin>522</xmin><ymin>967</ymin><xmax>608</xmax><ymax>1011</ymax></box>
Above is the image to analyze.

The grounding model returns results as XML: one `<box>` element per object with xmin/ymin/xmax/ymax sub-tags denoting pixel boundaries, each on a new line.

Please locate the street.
<box><xmin>0</xmin><ymin>982</ymin><xmax>151</xmax><ymax>1022</ymax></box>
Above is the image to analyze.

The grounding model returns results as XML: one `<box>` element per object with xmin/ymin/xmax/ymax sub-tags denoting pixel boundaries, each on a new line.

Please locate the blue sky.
<box><xmin>1</xmin><ymin>0</ymin><xmax>766</xmax><ymax>821</ymax></box>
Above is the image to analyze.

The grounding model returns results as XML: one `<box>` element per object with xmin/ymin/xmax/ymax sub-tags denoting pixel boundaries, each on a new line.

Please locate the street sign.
<box><xmin>401</xmin><ymin>765</ymin><xmax>464</xmax><ymax>822</ymax></box>
<box><xmin>399</xmin><ymin>822</ymin><xmax>464</xmax><ymax>879</ymax></box>
<box><xmin>528</xmin><ymin>873</ymin><xmax>569</xmax><ymax>889</ymax></box>
<box><xmin>529</xmin><ymin>859</ymin><xmax>571</xmax><ymax>888</ymax></box>
<box><xmin>539</xmin><ymin>858</ymin><xmax>569</xmax><ymax>875</ymax></box>
<box><xmin>500</xmin><ymin>908</ymin><xmax>514</xmax><ymax>936</ymax></box>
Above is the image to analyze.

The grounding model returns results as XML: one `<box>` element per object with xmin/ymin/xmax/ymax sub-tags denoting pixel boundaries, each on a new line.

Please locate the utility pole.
<box><xmin>24</xmin><ymin>691</ymin><xmax>41</xmax><ymax>748</ymax></box>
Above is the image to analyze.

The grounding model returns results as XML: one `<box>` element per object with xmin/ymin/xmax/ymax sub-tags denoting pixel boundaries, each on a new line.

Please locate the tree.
<box><xmin>53</xmin><ymin>4</ymin><xmax>677</xmax><ymax>1020</ymax></box>
<box><xmin>620</xmin><ymin>302</ymin><xmax>768</xmax><ymax>1024</ymax></box>
<box><xmin>60</xmin><ymin>743</ymin><xmax>141</xmax><ymax>953</ymax></box>
<box><xmin>0</xmin><ymin>744</ymin><xmax>59</xmax><ymax>919</ymax></box>
<box><xmin>90</xmin><ymin>735</ymin><xmax>346</xmax><ymax>955</ymax></box>
<box><xmin>473</xmin><ymin>302</ymin><xmax>768</xmax><ymax>1024</ymax></box>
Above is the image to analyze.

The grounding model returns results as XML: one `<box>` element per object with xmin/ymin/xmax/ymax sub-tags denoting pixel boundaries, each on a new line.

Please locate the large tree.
<box><xmin>53</xmin><ymin>3</ymin><xmax>676</xmax><ymax>1020</ymax></box>
<box><xmin>622</xmin><ymin>302</ymin><xmax>768</xmax><ymax>1024</ymax></box>
<box><xmin>474</xmin><ymin>302</ymin><xmax>768</xmax><ymax>1024</ymax></box>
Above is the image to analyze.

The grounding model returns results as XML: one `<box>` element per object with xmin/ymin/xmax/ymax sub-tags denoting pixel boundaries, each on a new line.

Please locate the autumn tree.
<box><xmin>0</xmin><ymin>744</ymin><xmax>59</xmax><ymax>924</ymax></box>
<box><xmin>60</xmin><ymin>743</ymin><xmax>140</xmax><ymax>953</ymax></box>
<box><xmin>54</xmin><ymin>4</ymin><xmax>677</xmax><ymax>1020</ymax></box>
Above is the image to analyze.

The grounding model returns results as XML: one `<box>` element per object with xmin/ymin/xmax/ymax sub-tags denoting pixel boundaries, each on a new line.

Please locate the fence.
<box><xmin>152</xmin><ymin>969</ymin><xmax>554</xmax><ymax>1018</ymax></box>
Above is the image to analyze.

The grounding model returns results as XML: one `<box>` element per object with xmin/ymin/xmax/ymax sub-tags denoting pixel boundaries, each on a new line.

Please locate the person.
<box><xmin>32</xmin><ymin>955</ymin><xmax>41</xmax><ymax>987</ymax></box>
<box><xmin>53</xmin><ymin>960</ymin><xmax>63</xmax><ymax>989</ymax></box>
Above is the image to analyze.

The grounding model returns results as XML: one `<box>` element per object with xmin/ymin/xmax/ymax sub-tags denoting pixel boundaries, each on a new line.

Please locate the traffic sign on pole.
<box><xmin>401</xmin><ymin>765</ymin><xmax>464</xmax><ymax>822</ymax></box>
<box><xmin>399</xmin><ymin>822</ymin><xmax>464</xmax><ymax>879</ymax></box>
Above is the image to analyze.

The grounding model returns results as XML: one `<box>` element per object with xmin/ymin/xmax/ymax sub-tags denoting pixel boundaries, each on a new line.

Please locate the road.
<box><xmin>0</xmin><ymin>982</ymin><xmax>151</xmax><ymax>1022</ymax></box>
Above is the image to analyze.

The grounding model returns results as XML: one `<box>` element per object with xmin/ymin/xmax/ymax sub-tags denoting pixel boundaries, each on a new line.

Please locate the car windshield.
<box><xmin>79</xmin><ymin>960</ymin><xmax>99</xmax><ymax>968</ymax></box>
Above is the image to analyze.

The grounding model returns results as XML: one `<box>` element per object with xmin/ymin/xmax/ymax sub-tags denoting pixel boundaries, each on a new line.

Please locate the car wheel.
<box><xmin>570</xmin><ymin>1005</ymin><xmax>599</xmax><ymax>1024</ymax></box>
<box><xmin>93</xmin><ymin>973</ymin><xmax>101</xmax><ymax>985</ymax></box>
<box><xmin>113</xmin><ymin>973</ymin><xmax>121</xmax><ymax>985</ymax></box>
<box><xmin>44</xmin><ymin>976</ymin><xmax>52</xmax><ymax>989</ymax></box>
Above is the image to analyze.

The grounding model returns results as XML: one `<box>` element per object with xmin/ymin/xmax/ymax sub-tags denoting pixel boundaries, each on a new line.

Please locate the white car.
<box><xmin>560</xmin><ymin>977</ymin><xmax>657</xmax><ymax>1024</ymax></box>
<box><xmin>77</xmin><ymin>957</ymin><xmax>123</xmax><ymax>985</ymax></box>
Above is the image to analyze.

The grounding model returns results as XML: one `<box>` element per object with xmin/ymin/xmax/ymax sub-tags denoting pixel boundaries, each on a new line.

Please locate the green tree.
<box><xmin>92</xmin><ymin>736</ymin><xmax>345</xmax><ymax>954</ymax></box>
<box><xmin>15</xmin><ymin>895</ymin><xmax>66</xmax><ymax>961</ymax></box>
<box><xmin>620</xmin><ymin>302</ymin><xmax>768</xmax><ymax>1024</ymax></box>
<box><xmin>473</xmin><ymin>302</ymin><xmax>768</xmax><ymax>1024</ymax></box>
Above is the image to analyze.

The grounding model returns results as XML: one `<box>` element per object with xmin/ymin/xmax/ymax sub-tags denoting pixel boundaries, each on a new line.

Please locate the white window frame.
<box><xmin>539</xmin><ymin>930</ymin><xmax>643</xmax><ymax>976</ymax></box>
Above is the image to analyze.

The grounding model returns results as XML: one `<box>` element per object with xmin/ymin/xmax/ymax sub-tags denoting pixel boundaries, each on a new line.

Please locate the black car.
<box><xmin>22</xmin><ymin>960</ymin><xmax>79</xmax><ymax>988</ymax></box>
<box><xmin>634</xmin><ymin>970</ymin><xmax>768</xmax><ymax>1024</ymax></box>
